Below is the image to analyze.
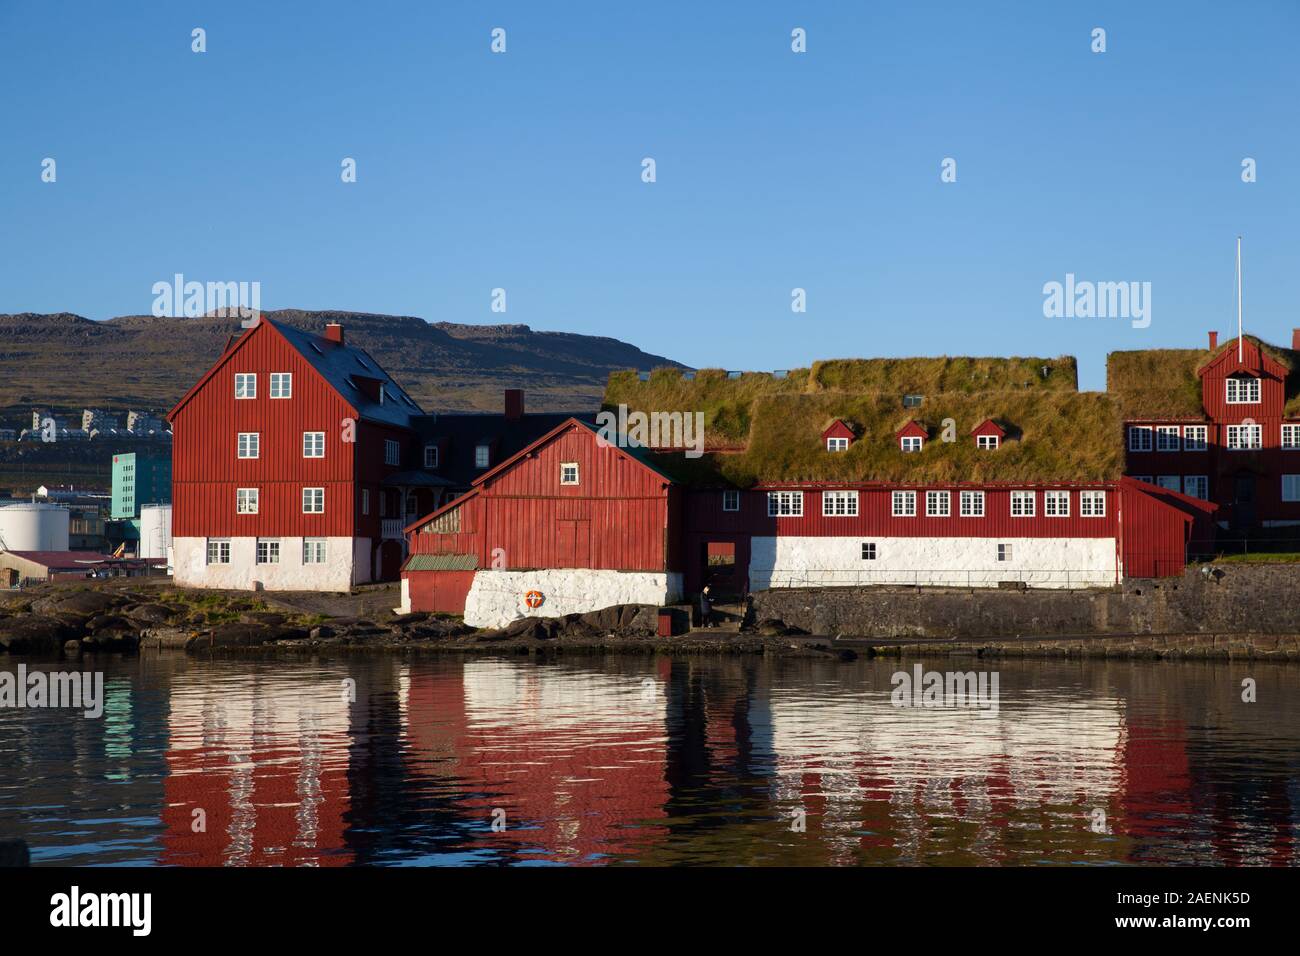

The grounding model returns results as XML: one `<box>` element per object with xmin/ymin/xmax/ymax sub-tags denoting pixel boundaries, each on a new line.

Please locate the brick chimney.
<box><xmin>324</xmin><ymin>321</ymin><xmax>344</xmax><ymax>344</ymax></box>
<box><xmin>504</xmin><ymin>389</ymin><xmax>524</xmax><ymax>421</ymax></box>
<box><xmin>1208</xmin><ymin>330</ymin><xmax>1218</xmax><ymax>350</ymax></box>
<box><xmin>1292</xmin><ymin>328</ymin><xmax>1300</xmax><ymax>351</ymax></box>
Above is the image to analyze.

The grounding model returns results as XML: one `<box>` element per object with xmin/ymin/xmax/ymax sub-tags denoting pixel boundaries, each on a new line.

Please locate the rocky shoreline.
<box><xmin>3</xmin><ymin>584</ymin><xmax>1300</xmax><ymax>662</ymax></box>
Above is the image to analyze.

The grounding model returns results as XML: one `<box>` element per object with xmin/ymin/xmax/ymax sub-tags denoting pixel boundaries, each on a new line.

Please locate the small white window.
<box><xmin>1156</xmin><ymin>475</ymin><xmax>1180</xmax><ymax>491</ymax></box>
<box><xmin>384</xmin><ymin>439</ymin><xmax>401</xmax><ymax>466</ymax></box>
<box><xmin>302</xmin><ymin>487</ymin><xmax>324</xmax><ymax>513</ymax></box>
<box><xmin>475</xmin><ymin>444</ymin><xmax>490</xmax><ymax>469</ymax></box>
<box><xmin>237</xmin><ymin>432</ymin><xmax>259</xmax><ymax>459</ymax></box>
<box><xmin>1227</xmin><ymin>424</ymin><xmax>1261</xmax><ymax>450</ymax></box>
<box><xmin>1044</xmin><ymin>490</ymin><xmax>1070</xmax><ymax>516</ymax></box>
<box><xmin>256</xmin><ymin>539</ymin><xmax>280</xmax><ymax>564</ymax></box>
<box><xmin>722</xmin><ymin>489</ymin><xmax>740</xmax><ymax>512</ymax></box>
<box><xmin>270</xmin><ymin>372</ymin><xmax>292</xmax><ymax>399</ymax></box>
<box><xmin>1010</xmin><ymin>490</ymin><xmax>1035</xmax><ymax>517</ymax></box>
<box><xmin>1183</xmin><ymin>476</ymin><xmax>1208</xmax><ymax>500</ymax></box>
<box><xmin>891</xmin><ymin>490</ymin><xmax>916</xmax><ymax>517</ymax></box>
<box><xmin>237</xmin><ymin>487</ymin><xmax>259</xmax><ymax>514</ymax></box>
<box><xmin>861</xmin><ymin>542</ymin><xmax>877</xmax><ymax>560</ymax></box>
<box><xmin>976</xmin><ymin>434</ymin><xmax>999</xmax><ymax>450</ymax></box>
<box><xmin>767</xmin><ymin>491</ymin><xmax>803</xmax><ymax>517</ymax></box>
<box><xmin>1127</xmin><ymin>426</ymin><xmax>1153</xmax><ymax>452</ymax></box>
<box><xmin>900</xmin><ymin>436</ymin><xmax>923</xmax><ymax>453</ymax></box>
<box><xmin>1080</xmin><ymin>490</ymin><xmax>1106</xmax><ymax>517</ymax></box>
<box><xmin>303</xmin><ymin>538</ymin><xmax>327</xmax><ymax>564</ymax></box>
<box><xmin>234</xmin><ymin>373</ymin><xmax>256</xmax><ymax>399</ymax></box>
<box><xmin>827</xmin><ymin>436</ymin><xmax>849</xmax><ymax>452</ymax></box>
<box><xmin>1282</xmin><ymin>424</ymin><xmax>1300</xmax><ymax>450</ymax></box>
<box><xmin>997</xmin><ymin>543</ymin><xmax>1013</xmax><ymax>562</ymax></box>
<box><xmin>1183</xmin><ymin>425</ymin><xmax>1208</xmax><ymax>451</ymax></box>
<box><xmin>1226</xmin><ymin>377</ymin><xmax>1261</xmax><ymax>404</ymax></box>
<box><xmin>1156</xmin><ymin>426</ymin><xmax>1181</xmax><ymax>452</ymax></box>
<box><xmin>960</xmin><ymin>490</ymin><xmax>985</xmax><ymax>517</ymax></box>
<box><xmin>303</xmin><ymin>431</ymin><xmax>325</xmax><ymax>458</ymax></box>
<box><xmin>1283</xmin><ymin>475</ymin><xmax>1300</xmax><ymax>503</ymax></box>
<box><xmin>925</xmin><ymin>490</ymin><xmax>950</xmax><ymax>517</ymax></box>
<box><xmin>361</xmin><ymin>488</ymin><xmax>370</xmax><ymax>515</ymax></box>
<box><xmin>424</xmin><ymin>445</ymin><xmax>439</xmax><ymax>468</ymax></box>
<box><xmin>560</xmin><ymin>462</ymin><xmax>580</xmax><ymax>485</ymax></box>
<box><xmin>822</xmin><ymin>490</ymin><xmax>859</xmax><ymax>516</ymax></box>
<box><xmin>206</xmin><ymin>539</ymin><xmax>231</xmax><ymax>564</ymax></box>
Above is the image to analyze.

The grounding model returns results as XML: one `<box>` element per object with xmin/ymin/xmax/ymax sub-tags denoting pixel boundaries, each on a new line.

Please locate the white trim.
<box><xmin>959</xmin><ymin>490</ymin><xmax>985</xmax><ymax>517</ymax></box>
<box><xmin>822</xmin><ymin>490</ymin><xmax>859</xmax><ymax>516</ymax></box>
<box><xmin>1044</xmin><ymin>490</ymin><xmax>1070</xmax><ymax>517</ymax></box>
<box><xmin>767</xmin><ymin>490</ymin><xmax>804</xmax><ymax>517</ymax></box>
<box><xmin>1010</xmin><ymin>490</ymin><xmax>1035</xmax><ymax>517</ymax></box>
<box><xmin>1225</xmin><ymin>377</ymin><xmax>1260</xmax><ymax>404</ymax></box>
<box><xmin>925</xmin><ymin>490</ymin><xmax>950</xmax><ymax>517</ymax></box>
<box><xmin>237</xmin><ymin>432</ymin><xmax>259</xmax><ymax>459</ymax></box>
<box><xmin>234</xmin><ymin>373</ymin><xmax>256</xmax><ymax>399</ymax></box>
<box><xmin>302</xmin><ymin>487</ymin><xmax>324</xmax><ymax>513</ymax></box>
<box><xmin>560</xmin><ymin>461</ymin><xmax>580</xmax><ymax>485</ymax></box>
<box><xmin>891</xmin><ymin>490</ymin><xmax>916</xmax><ymax>517</ymax></box>
<box><xmin>269</xmin><ymin>372</ymin><xmax>293</xmax><ymax>399</ymax></box>
<box><xmin>722</xmin><ymin>489</ymin><xmax>740</xmax><ymax>512</ymax></box>
<box><xmin>303</xmin><ymin>431</ymin><xmax>325</xmax><ymax>458</ymax></box>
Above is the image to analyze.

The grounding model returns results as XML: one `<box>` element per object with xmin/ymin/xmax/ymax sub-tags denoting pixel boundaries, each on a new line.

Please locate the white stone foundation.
<box><xmin>749</xmin><ymin>536</ymin><xmax>1118</xmax><ymax>590</ymax></box>
<box><xmin>463</xmin><ymin>569</ymin><xmax>683</xmax><ymax>629</ymax></box>
<box><xmin>173</xmin><ymin>536</ymin><xmax>361</xmax><ymax>591</ymax></box>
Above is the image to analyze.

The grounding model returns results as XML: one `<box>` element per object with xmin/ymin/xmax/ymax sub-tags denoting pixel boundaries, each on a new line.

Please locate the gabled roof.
<box><xmin>1121</xmin><ymin>476</ymin><xmax>1219</xmax><ymax>517</ymax></box>
<box><xmin>168</xmin><ymin>317</ymin><xmax>424</xmax><ymax>428</ymax></box>
<box><xmin>410</xmin><ymin>410</ymin><xmax>590</xmax><ymax>490</ymax></box>
<box><xmin>971</xmin><ymin>418</ymin><xmax>1006</xmax><ymax>437</ymax></box>
<box><xmin>404</xmin><ymin>487</ymin><xmax>481</xmax><ymax>534</ymax></box>
<box><xmin>821</xmin><ymin>419</ymin><xmax>856</xmax><ymax>440</ymax></box>
<box><xmin>895</xmin><ymin>420</ymin><xmax>928</xmax><ymax>439</ymax></box>
<box><xmin>473</xmin><ymin>417</ymin><xmax>677</xmax><ymax>488</ymax></box>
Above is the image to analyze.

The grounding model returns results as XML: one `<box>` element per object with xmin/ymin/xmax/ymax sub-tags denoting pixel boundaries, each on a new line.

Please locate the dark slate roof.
<box><xmin>381</xmin><ymin>470</ymin><xmax>457</xmax><ymax>488</ymax></box>
<box><xmin>410</xmin><ymin>411</ymin><xmax>594</xmax><ymax>490</ymax></box>
<box><xmin>271</xmin><ymin>319</ymin><xmax>424</xmax><ymax>428</ymax></box>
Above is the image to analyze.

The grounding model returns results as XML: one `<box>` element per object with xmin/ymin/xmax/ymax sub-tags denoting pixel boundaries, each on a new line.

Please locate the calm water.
<box><xmin>1</xmin><ymin>651</ymin><xmax>1298</xmax><ymax>866</ymax></box>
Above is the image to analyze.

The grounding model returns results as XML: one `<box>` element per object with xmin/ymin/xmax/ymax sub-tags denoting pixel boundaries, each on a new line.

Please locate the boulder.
<box><xmin>81</xmin><ymin>630</ymin><xmax>141</xmax><ymax>652</ymax></box>
<box><xmin>29</xmin><ymin>591</ymin><xmax>123</xmax><ymax>619</ymax></box>
<box><xmin>185</xmin><ymin>621</ymin><xmax>281</xmax><ymax>651</ymax></box>
<box><xmin>126</xmin><ymin>603</ymin><xmax>178</xmax><ymax>625</ymax></box>
<box><xmin>0</xmin><ymin>616</ymin><xmax>76</xmax><ymax>654</ymax></box>
<box><xmin>86</xmin><ymin>614</ymin><xmax>137</xmax><ymax>634</ymax></box>
<box><xmin>240</xmin><ymin>611</ymin><xmax>287</xmax><ymax>627</ymax></box>
<box><xmin>141</xmin><ymin>627</ymin><xmax>194</xmax><ymax>649</ymax></box>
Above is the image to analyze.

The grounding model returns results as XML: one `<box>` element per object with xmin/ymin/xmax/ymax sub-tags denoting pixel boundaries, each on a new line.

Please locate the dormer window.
<box><xmin>822</xmin><ymin>419</ymin><xmax>856</xmax><ymax>452</ymax></box>
<box><xmin>475</xmin><ymin>444</ymin><xmax>491</xmax><ymax>468</ymax></box>
<box><xmin>827</xmin><ymin>437</ymin><xmax>849</xmax><ymax>452</ymax></box>
<box><xmin>971</xmin><ymin>419</ymin><xmax>1006</xmax><ymax>451</ymax></box>
<box><xmin>1226</xmin><ymin>376</ymin><xmax>1261</xmax><ymax>404</ymax></box>
<box><xmin>900</xmin><ymin>436</ymin><xmax>923</xmax><ymax>453</ymax></box>
<box><xmin>976</xmin><ymin>435</ymin><xmax>999</xmax><ymax>450</ymax></box>
<box><xmin>903</xmin><ymin>394</ymin><xmax>923</xmax><ymax>408</ymax></box>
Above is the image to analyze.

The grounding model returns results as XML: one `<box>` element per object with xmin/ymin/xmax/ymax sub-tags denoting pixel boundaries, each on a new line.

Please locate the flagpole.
<box><xmin>1237</xmin><ymin>236</ymin><xmax>1243</xmax><ymax>362</ymax></box>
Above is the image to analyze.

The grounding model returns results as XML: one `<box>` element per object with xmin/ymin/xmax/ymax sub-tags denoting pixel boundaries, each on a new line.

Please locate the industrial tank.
<box><xmin>0</xmin><ymin>503</ymin><xmax>71</xmax><ymax>552</ymax></box>
<box><xmin>138</xmin><ymin>503</ymin><xmax>173</xmax><ymax>560</ymax></box>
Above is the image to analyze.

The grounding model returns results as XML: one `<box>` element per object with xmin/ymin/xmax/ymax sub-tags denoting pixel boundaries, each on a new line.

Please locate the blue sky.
<box><xmin>2</xmin><ymin>1</ymin><xmax>1296</xmax><ymax>390</ymax></box>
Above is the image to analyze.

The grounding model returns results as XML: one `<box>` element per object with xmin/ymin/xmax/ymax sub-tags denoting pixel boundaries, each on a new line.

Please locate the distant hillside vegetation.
<box><xmin>0</xmin><ymin>309</ymin><xmax>685</xmax><ymax>417</ymax></box>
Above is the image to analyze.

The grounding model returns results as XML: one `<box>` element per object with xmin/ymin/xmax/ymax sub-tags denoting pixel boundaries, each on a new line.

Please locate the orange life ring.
<box><xmin>524</xmin><ymin>590</ymin><xmax>545</xmax><ymax>610</ymax></box>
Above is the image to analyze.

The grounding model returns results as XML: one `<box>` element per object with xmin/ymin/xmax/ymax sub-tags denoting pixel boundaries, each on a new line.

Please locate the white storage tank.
<box><xmin>139</xmin><ymin>503</ymin><xmax>173</xmax><ymax>560</ymax></box>
<box><xmin>0</xmin><ymin>502</ymin><xmax>71</xmax><ymax>552</ymax></box>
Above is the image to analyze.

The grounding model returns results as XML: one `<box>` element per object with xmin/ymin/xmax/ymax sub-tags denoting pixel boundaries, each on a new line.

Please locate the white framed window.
<box><xmin>270</xmin><ymin>372</ymin><xmax>292</xmax><ymax>399</ymax></box>
<box><xmin>925</xmin><ymin>490</ymin><xmax>950</xmax><ymax>517</ymax></box>
<box><xmin>976</xmin><ymin>434</ymin><xmax>999</xmax><ymax>450</ymax></box>
<box><xmin>822</xmin><ymin>490</ymin><xmax>859</xmax><ymax>516</ymax></box>
<box><xmin>474</xmin><ymin>444</ymin><xmax>490</xmax><ymax>468</ymax></box>
<box><xmin>1127</xmin><ymin>426</ymin><xmax>1153</xmax><ymax>452</ymax></box>
<box><xmin>206</xmin><ymin>539</ymin><xmax>231</xmax><ymax>565</ymax></box>
<box><xmin>237</xmin><ymin>432</ymin><xmax>259</xmax><ymax>459</ymax></box>
<box><xmin>384</xmin><ymin>439</ymin><xmax>401</xmax><ymax>466</ymax></box>
<box><xmin>1225</xmin><ymin>377</ymin><xmax>1261</xmax><ymax>404</ymax></box>
<box><xmin>891</xmin><ymin>490</ymin><xmax>916</xmax><ymax>517</ymax></box>
<box><xmin>303</xmin><ymin>538</ymin><xmax>327</xmax><ymax>564</ymax></box>
<box><xmin>236</xmin><ymin>487</ymin><xmax>259</xmax><ymax>514</ymax></box>
<box><xmin>861</xmin><ymin>542</ymin><xmax>877</xmax><ymax>560</ymax></box>
<box><xmin>1080</xmin><ymin>490</ymin><xmax>1106</xmax><ymax>517</ymax></box>
<box><xmin>560</xmin><ymin>462</ymin><xmax>580</xmax><ymax>485</ymax></box>
<box><xmin>303</xmin><ymin>431</ymin><xmax>325</xmax><ymax>458</ymax></box>
<box><xmin>1010</xmin><ymin>490</ymin><xmax>1035</xmax><ymax>517</ymax></box>
<box><xmin>1156</xmin><ymin>475</ymin><xmax>1180</xmax><ymax>491</ymax></box>
<box><xmin>424</xmin><ymin>445</ymin><xmax>439</xmax><ymax>468</ymax></box>
<box><xmin>997</xmin><ymin>543</ymin><xmax>1013</xmax><ymax>562</ymax></box>
<box><xmin>959</xmin><ymin>490</ymin><xmax>985</xmax><ymax>517</ymax></box>
<box><xmin>826</xmin><ymin>437</ymin><xmax>849</xmax><ymax>452</ymax></box>
<box><xmin>1183</xmin><ymin>425</ymin><xmax>1208</xmax><ymax>451</ymax></box>
<box><xmin>900</xmin><ymin>436</ymin><xmax>923</xmax><ymax>453</ymax></box>
<box><xmin>1156</xmin><ymin>426</ymin><xmax>1181</xmax><ymax>452</ymax></box>
<box><xmin>1226</xmin><ymin>424</ymin><xmax>1261</xmax><ymax>450</ymax></box>
<box><xmin>1044</xmin><ymin>490</ymin><xmax>1070</xmax><ymax>516</ymax></box>
<box><xmin>722</xmin><ymin>489</ymin><xmax>740</xmax><ymax>512</ymax></box>
<box><xmin>767</xmin><ymin>491</ymin><xmax>803</xmax><ymax>517</ymax></box>
<box><xmin>256</xmin><ymin>539</ymin><xmax>280</xmax><ymax>564</ymax></box>
<box><xmin>303</xmin><ymin>487</ymin><xmax>324</xmax><ymax>513</ymax></box>
<box><xmin>1283</xmin><ymin>475</ymin><xmax>1300</xmax><ymax>503</ymax></box>
<box><xmin>234</xmin><ymin>373</ymin><xmax>256</xmax><ymax>399</ymax></box>
<box><xmin>1183</xmin><ymin>476</ymin><xmax>1209</xmax><ymax>500</ymax></box>
<box><xmin>361</xmin><ymin>488</ymin><xmax>370</xmax><ymax>515</ymax></box>
<box><xmin>1282</xmin><ymin>424</ymin><xmax>1300</xmax><ymax>449</ymax></box>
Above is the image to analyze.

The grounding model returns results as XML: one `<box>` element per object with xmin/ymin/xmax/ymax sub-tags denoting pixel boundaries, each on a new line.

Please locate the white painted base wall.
<box><xmin>750</xmin><ymin>536</ymin><xmax>1118</xmax><ymax>590</ymax></box>
<box><xmin>174</xmin><ymin>536</ymin><xmax>362</xmax><ymax>591</ymax></box>
<box><xmin>463</xmin><ymin>569</ymin><xmax>684</xmax><ymax>629</ymax></box>
<box><xmin>396</xmin><ymin>578</ymin><xmax>411</xmax><ymax>615</ymax></box>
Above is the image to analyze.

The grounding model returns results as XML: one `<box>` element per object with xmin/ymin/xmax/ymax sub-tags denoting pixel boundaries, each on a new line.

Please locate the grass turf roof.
<box><xmin>1107</xmin><ymin>335</ymin><xmax>1300</xmax><ymax>419</ymax></box>
<box><xmin>605</xmin><ymin>357</ymin><xmax>1121</xmax><ymax>486</ymax></box>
